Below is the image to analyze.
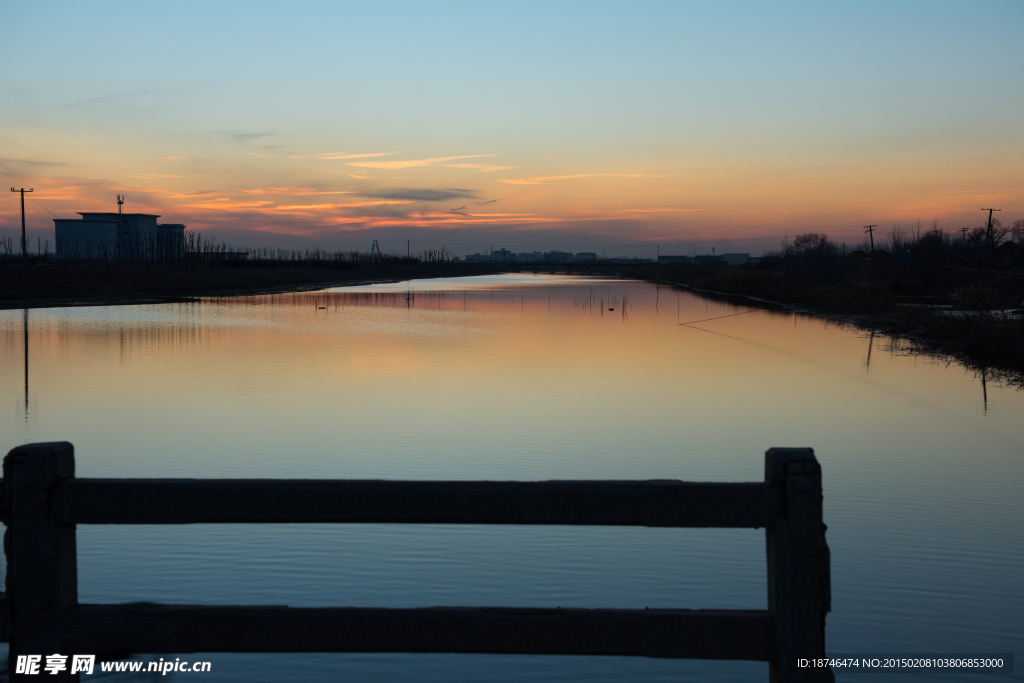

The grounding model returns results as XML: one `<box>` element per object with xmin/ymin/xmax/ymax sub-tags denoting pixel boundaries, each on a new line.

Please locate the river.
<box><xmin>1</xmin><ymin>273</ymin><xmax>1021</xmax><ymax>681</ymax></box>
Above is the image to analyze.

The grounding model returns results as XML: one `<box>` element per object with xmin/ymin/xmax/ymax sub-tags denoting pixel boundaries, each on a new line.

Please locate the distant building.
<box><xmin>491</xmin><ymin>248</ymin><xmax>516</xmax><ymax>263</ymax></box>
<box><xmin>657</xmin><ymin>255</ymin><xmax>692</xmax><ymax>264</ymax></box>
<box><xmin>518</xmin><ymin>251</ymin><xmax>544</xmax><ymax>262</ymax></box>
<box><xmin>574</xmin><ymin>252</ymin><xmax>597</xmax><ymax>262</ymax></box>
<box><xmin>465</xmin><ymin>253</ymin><xmax>490</xmax><ymax>263</ymax></box>
<box><xmin>721</xmin><ymin>253</ymin><xmax>750</xmax><ymax>265</ymax></box>
<box><xmin>54</xmin><ymin>212</ymin><xmax>185</xmax><ymax>260</ymax></box>
<box><xmin>544</xmin><ymin>250</ymin><xmax>574</xmax><ymax>263</ymax></box>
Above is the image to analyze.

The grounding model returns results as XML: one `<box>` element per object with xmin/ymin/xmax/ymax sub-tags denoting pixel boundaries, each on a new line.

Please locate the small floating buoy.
<box><xmin>609</xmin><ymin>308</ymin><xmax>614</xmax><ymax>311</ymax></box>
<box><xmin>318</xmin><ymin>307</ymin><xmax>326</xmax><ymax>309</ymax></box>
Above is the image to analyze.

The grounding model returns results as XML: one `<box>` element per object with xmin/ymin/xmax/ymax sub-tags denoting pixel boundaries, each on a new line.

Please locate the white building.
<box><xmin>54</xmin><ymin>212</ymin><xmax>185</xmax><ymax>259</ymax></box>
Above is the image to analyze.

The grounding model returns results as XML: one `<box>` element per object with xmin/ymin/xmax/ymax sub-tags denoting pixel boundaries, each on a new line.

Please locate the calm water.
<box><xmin>1</xmin><ymin>274</ymin><xmax>1021</xmax><ymax>682</ymax></box>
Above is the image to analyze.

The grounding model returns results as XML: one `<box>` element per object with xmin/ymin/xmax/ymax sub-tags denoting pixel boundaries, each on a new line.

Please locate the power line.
<box><xmin>998</xmin><ymin>209</ymin><xmax>1023</xmax><ymax>224</ymax></box>
<box><xmin>27</xmin><ymin>200</ymin><xmax>51</xmax><ymax>224</ymax></box>
<box><xmin>675</xmin><ymin>313</ymin><xmax>757</xmax><ymax>327</ymax></box>
<box><xmin>29</xmin><ymin>197</ymin><xmax>59</xmax><ymax>219</ymax></box>
<box><xmin>936</xmin><ymin>208</ymin><xmax>982</xmax><ymax>231</ymax></box>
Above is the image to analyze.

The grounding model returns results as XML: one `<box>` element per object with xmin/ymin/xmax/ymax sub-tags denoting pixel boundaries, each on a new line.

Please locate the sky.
<box><xmin>2</xmin><ymin>1</ymin><xmax>1022</xmax><ymax>257</ymax></box>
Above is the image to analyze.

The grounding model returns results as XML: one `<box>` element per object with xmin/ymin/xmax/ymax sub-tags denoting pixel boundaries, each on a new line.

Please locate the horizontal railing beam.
<box><xmin>52</xmin><ymin>479</ymin><xmax>781</xmax><ymax>528</ymax></box>
<box><xmin>55</xmin><ymin>605</ymin><xmax>774</xmax><ymax>660</ymax></box>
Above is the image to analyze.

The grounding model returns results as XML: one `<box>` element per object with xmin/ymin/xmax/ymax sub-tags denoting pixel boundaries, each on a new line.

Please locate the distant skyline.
<box><xmin>2</xmin><ymin>1</ymin><xmax>1022</xmax><ymax>256</ymax></box>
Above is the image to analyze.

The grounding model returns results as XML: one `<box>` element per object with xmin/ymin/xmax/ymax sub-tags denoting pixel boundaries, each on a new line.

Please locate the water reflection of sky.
<box><xmin>328</xmin><ymin>273</ymin><xmax>619</xmax><ymax>292</ymax></box>
<box><xmin>1</xmin><ymin>274</ymin><xmax>1021</xmax><ymax>682</ymax></box>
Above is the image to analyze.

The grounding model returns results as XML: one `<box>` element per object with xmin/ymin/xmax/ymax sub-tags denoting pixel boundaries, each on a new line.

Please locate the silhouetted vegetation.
<box><xmin>0</xmin><ymin>234</ymin><xmax>495</xmax><ymax>308</ymax></box>
<box><xmin>630</xmin><ymin>223</ymin><xmax>1024</xmax><ymax>380</ymax></box>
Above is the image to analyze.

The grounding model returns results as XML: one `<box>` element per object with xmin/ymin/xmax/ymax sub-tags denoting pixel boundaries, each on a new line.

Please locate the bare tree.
<box><xmin>1012</xmin><ymin>219</ymin><xmax>1024</xmax><ymax>245</ymax></box>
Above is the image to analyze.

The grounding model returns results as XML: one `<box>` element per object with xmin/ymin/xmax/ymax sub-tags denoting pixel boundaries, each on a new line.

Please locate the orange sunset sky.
<box><xmin>2</xmin><ymin>2</ymin><xmax>1022</xmax><ymax>257</ymax></box>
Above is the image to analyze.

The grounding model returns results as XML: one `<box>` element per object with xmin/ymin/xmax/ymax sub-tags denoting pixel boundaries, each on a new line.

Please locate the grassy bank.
<box><xmin>627</xmin><ymin>261</ymin><xmax>1024</xmax><ymax>384</ymax></box>
<box><xmin>0</xmin><ymin>261</ymin><xmax>499</xmax><ymax>309</ymax></box>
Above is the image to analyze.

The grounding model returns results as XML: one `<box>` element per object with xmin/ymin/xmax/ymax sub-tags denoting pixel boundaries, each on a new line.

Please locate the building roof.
<box><xmin>77</xmin><ymin>212</ymin><xmax>162</xmax><ymax>218</ymax></box>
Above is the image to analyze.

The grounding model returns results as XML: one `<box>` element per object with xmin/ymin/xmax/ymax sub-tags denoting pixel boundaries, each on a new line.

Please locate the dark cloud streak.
<box><xmin>60</xmin><ymin>88</ymin><xmax>165</xmax><ymax>109</ymax></box>
<box><xmin>0</xmin><ymin>157</ymin><xmax>69</xmax><ymax>167</ymax></box>
<box><xmin>358</xmin><ymin>188</ymin><xmax>478</xmax><ymax>202</ymax></box>
<box><xmin>231</xmin><ymin>132</ymin><xmax>275</xmax><ymax>144</ymax></box>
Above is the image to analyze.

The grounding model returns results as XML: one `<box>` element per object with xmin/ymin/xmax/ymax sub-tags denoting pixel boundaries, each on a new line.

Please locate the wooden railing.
<box><xmin>0</xmin><ymin>442</ymin><xmax>832</xmax><ymax>682</ymax></box>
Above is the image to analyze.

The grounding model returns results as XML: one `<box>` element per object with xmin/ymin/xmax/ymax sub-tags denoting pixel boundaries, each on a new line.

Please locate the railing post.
<box><xmin>765</xmin><ymin>448</ymin><xmax>832</xmax><ymax>683</ymax></box>
<box><xmin>4</xmin><ymin>442</ymin><xmax>79</xmax><ymax>681</ymax></box>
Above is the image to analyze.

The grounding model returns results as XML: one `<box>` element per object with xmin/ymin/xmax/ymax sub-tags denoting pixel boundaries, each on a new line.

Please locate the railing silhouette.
<box><xmin>0</xmin><ymin>442</ymin><xmax>832</xmax><ymax>682</ymax></box>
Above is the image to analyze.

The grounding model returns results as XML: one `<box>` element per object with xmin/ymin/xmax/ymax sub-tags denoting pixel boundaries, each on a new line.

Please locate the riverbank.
<box><xmin>627</xmin><ymin>263</ymin><xmax>1024</xmax><ymax>385</ymax></box>
<box><xmin>0</xmin><ymin>262</ymin><xmax>499</xmax><ymax>310</ymax></box>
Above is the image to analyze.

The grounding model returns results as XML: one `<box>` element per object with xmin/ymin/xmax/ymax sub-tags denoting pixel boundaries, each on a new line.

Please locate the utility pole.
<box><xmin>407</xmin><ymin>240</ymin><xmax>410</xmax><ymax>259</ymax></box>
<box><xmin>980</xmin><ymin>207</ymin><xmax>1001</xmax><ymax>259</ymax></box>
<box><xmin>864</xmin><ymin>225</ymin><xmax>877</xmax><ymax>252</ymax></box>
<box><xmin>11</xmin><ymin>187</ymin><xmax>34</xmax><ymax>263</ymax></box>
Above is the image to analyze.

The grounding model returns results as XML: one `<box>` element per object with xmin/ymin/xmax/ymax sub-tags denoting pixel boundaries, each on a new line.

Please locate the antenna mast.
<box><xmin>117</xmin><ymin>195</ymin><xmax>124</xmax><ymax>214</ymax></box>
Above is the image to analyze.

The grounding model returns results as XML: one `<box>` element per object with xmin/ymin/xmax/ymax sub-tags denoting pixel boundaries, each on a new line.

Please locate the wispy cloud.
<box><xmin>247</xmin><ymin>151</ymin><xmax>395</xmax><ymax>160</ymax></box>
<box><xmin>168</xmin><ymin>190</ymin><xmax>222</xmax><ymax>198</ymax></box>
<box><xmin>180</xmin><ymin>198</ymin><xmax>275</xmax><ymax>212</ymax></box>
<box><xmin>267</xmin><ymin>200</ymin><xmax>412</xmax><ymax>212</ymax></box>
<box><xmin>347</xmin><ymin>155</ymin><xmax>493</xmax><ymax>170</ymax></box>
<box><xmin>359</xmin><ymin>188</ymin><xmax>479</xmax><ymax>202</ymax></box>
<box><xmin>320</xmin><ymin>212</ymin><xmax>559</xmax><ymax>229</ymax></box>
<box><xmin>499</xmin><ymin>173</ymin><xmax>669</xmax><ymax>185</ymax></box>
<box><xmin>142</xmin><ymin>189</ymin><xmax>223</xmax><ymax>199</ymax></box>
<box><xmin>616</xmin><ymin>208</ymin><xmax>708</xmax><ymax>213</ymax></box>
<box><xmin>312</xmin><ymin>152</ymin><xmax>394</xmax><ymax>160</ymax></box>
<box><xmin>446</xmin><ymin>163</ymin><xmax>516</xmax><ymax>172</ymax></box>
<box><xmin>231</xmin><ymin>132</ymin><xmax>275</xmax><ymax>144</ymax></box>
<box><xmin>0</xmin><ymin>157</ymin><xmax>68</xmax><ymax>168</ymax></box>
<box><xmin>60</xmin><ymin>88</ymin><xmax>164</xmax><ymax>109</ymax></box>
<box><xmin>244</xmin><ymin>188</ymin><xmax>354</xmax><ymax>196</ymax></box>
